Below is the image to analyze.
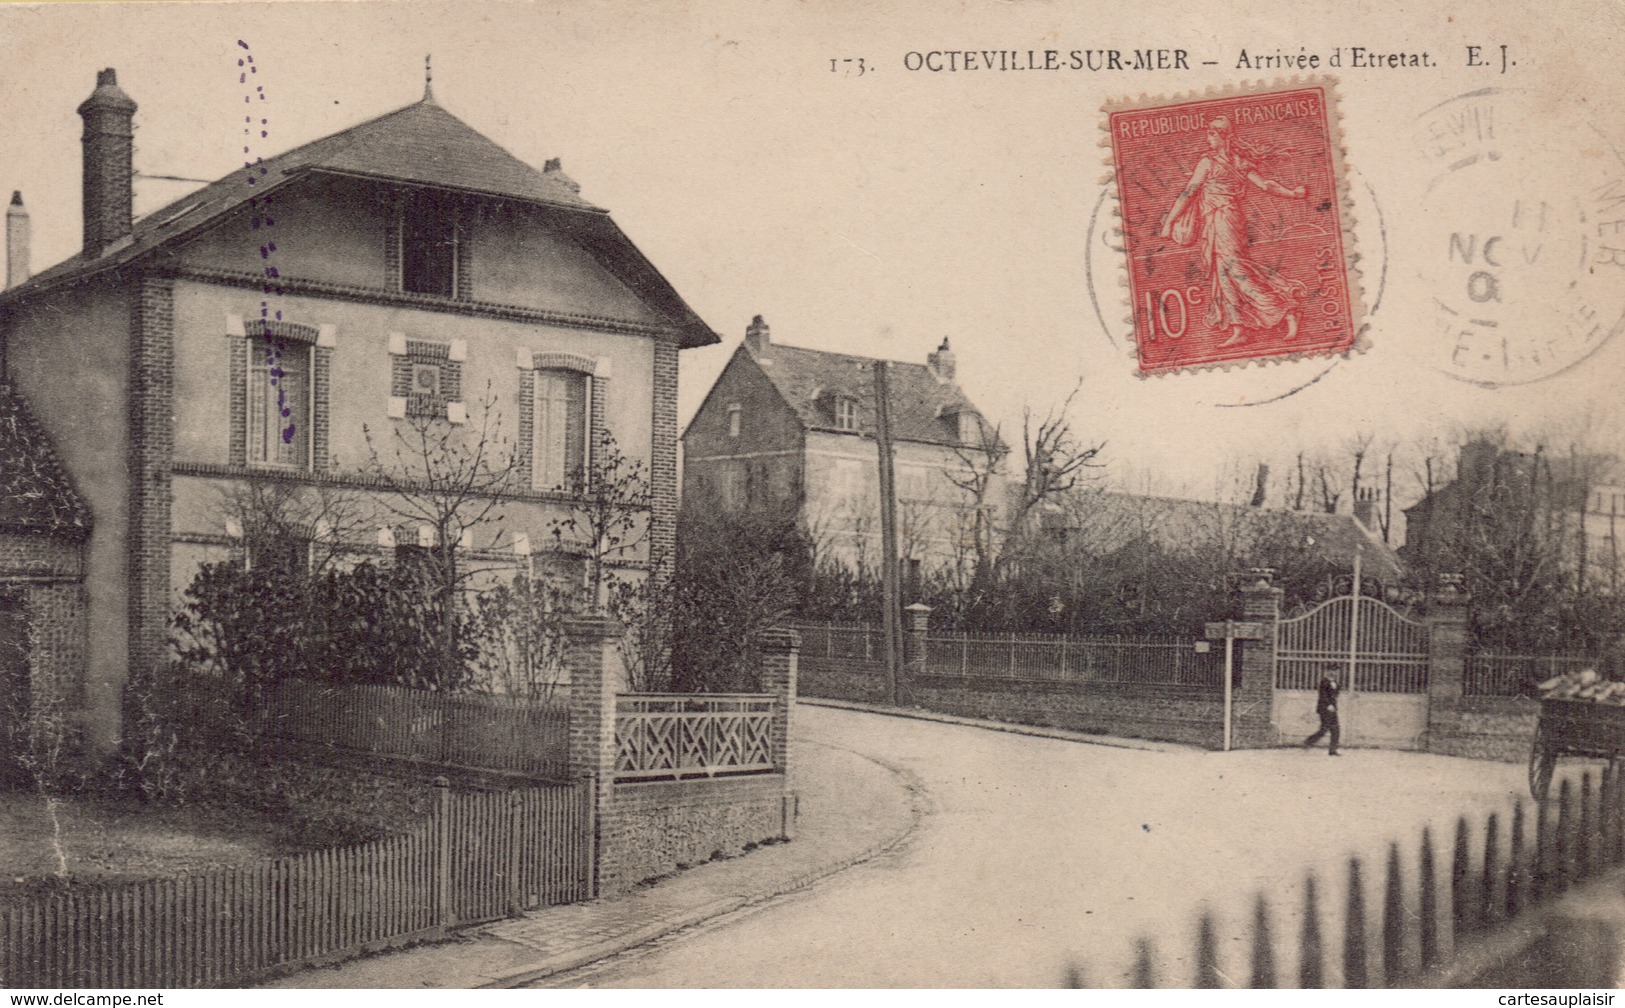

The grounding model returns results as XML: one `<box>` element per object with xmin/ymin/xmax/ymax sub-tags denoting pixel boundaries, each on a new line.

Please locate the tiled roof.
<box><xmin>1040</xmin><ymin>490</ymin><xmax>1404</xmax><ymax>582</ymax></box>
<box><xmin>0</xmin><ymin>386</ymin><xmax>89</xmax><ymax>536</ymax></box>
<box><xmin>1</xmin><ymin>97</ymin><xmax>718</xmax><ymax>347</ymax></box>
<box><xmin>748</xmin><ymin>344</ymin><xmax>990</xmax><ymax>448</ymax></box>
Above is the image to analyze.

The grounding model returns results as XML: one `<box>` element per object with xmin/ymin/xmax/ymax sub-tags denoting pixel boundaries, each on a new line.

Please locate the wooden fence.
<box><xmin>0</xmin><ymin>781</ymin><xmax>593</xmax><ymax>988</ymax></box>
<box><xmin>1099</xmin><ymin>763</ymin><xmax>1625</xmax><ymax>987</ymax></box>
<box><xmin>265</xmin><ymin>679</ymin><xmax>571</xmax><ymax>781</ymax></box>
<box><xmin>614</xmin><ymin>694</ymin><xmax>778</xmax><ymax>782</ymax></box>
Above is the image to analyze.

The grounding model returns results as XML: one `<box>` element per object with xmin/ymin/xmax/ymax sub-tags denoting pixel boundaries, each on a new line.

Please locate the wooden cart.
<box><xmin>1528</xmin><ymin>697</ymin><xmax>1625</xmax><ymax>801</ymax></box>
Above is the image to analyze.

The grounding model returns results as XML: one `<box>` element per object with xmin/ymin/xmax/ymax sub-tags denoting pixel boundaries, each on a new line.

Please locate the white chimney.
<box><xmin>927</xmin><ymin>337</ymin><xmax>956</xmax><ymax>382</ymax></box>
<box><xmin>6</xmin><ymin>191</ymin><xmax>29</xmax><ymax>288</ymax></box>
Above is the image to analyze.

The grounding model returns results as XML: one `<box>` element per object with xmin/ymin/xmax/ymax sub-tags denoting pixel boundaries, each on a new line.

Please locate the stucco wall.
<box><xmin>177</xmin><ymin>175</ymin><xmax>666</xmax><ymax>323</ymax></box>
<box><xmin>803</xmin><ymin>430</ymin><xmax>986</xmax><ymax>574</ymax></box>
<box><xmin>169</xmin><ymin>279</ymin><xmax>656</xmax><ymax>475</ymax></box>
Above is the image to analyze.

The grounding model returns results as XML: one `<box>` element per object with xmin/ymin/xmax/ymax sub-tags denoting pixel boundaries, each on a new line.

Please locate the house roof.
<box><xmin>1</xmin><ymin>95</ymin><xmax>718</xmax><ymax>348</ymax></box>
<box><xmin>0</xmin><ymin>385</ymin><xmax>90</xmax><ymax>537</ymax></box>
<box><xmin>1042</xmin><ymin>490</ymin><xmax>1404</xmax><ymax>582</ymax></box>
<box><xmin>744</xmin><ymin>343</ymin><xmax>992</xmax><ymax>448</ymax></box>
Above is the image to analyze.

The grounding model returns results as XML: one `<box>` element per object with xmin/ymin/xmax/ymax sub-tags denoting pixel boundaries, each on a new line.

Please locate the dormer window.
<box><xmin>399</xmin><ymin>192</ymin><xmax>461</xmax><ymax>298</ymax></box>
<box><xmin>942</xmin><ymin>408</ymin><xmax>984</xmax><ymax>445</ymax></box>
<box><xmin>834</xmin><ymin>396</ymin><xmax>859</xmax><ymax>431</ymax></box>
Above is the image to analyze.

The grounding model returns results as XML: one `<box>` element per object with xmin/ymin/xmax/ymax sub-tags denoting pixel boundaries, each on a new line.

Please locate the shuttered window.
<box><xmin>533</xmin><ymin>368</ymin><xmax>589</xmax><ymax>491</ymax></box>
<box><xmin>247</xmin><ymin>335</ymin><xmax>311</xmax><ymax>469</ymax></box>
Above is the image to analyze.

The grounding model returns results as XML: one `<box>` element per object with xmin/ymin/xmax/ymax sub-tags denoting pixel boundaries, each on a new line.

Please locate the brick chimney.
<box><xmin>1352</xmin><ymin>487</ymin><xmax>1380</xmax><ymax>530</ymax></box>
<box><xmin>745</xmin><ymin>314</ymin><xmax>771</xmax><ymax>356</ymax></box>
<box><xmin>927</xmin><ymin>337</ymin><xmax>955</xmax><ymax>383</ymax></box>
<box><xmin>77</xmin><ymin>68</ymin><xmax>137</xmax><ymax>256</ymax></box>
<box><xmin>6</xmin><ymin>192</ymin><xmax>29</xmax><ymax>289</ymax></box>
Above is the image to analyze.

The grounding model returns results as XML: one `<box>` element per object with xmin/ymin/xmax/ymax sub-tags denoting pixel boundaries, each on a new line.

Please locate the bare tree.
<box><xmin>361</xmin><ymin>384</ymin><xmax>523</xmax><ymax>687</ymax></box>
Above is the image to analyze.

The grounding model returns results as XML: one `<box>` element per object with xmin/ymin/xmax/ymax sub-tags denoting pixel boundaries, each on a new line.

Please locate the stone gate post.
<box><xmin>1424</xmin><ymin>573</ymin><xmax>1470</xmax><ymax>753</ymax></box>
<box><xmin>1235</xmin><ymin>567</ymin><xmax>1283</xmax><ymax>748</ymax></box>
<box><xmin>903</xmin><ymin>603</ymin><xmax>932</xmax><ymax>703</ymax></box>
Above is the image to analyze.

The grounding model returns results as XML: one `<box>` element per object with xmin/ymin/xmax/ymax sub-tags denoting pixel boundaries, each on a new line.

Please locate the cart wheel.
<box><xmin>1529</xmin><ymin>742</ymin><xmax>1556</xmax><ymax>803</ymax></box>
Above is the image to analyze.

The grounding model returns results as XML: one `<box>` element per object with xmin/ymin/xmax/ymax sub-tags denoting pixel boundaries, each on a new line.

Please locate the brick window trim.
<box><xmin>385</xmin><ymin>192</ymin><xmax>474</xmax><ymax>302</ymax></box>
<box><xmin>514</xmin><ymin>350</ymin><xmax>610</xmax><ymax>492</ymax></box>
<box><xmin>225</xmin><ymin>314</ymin><xmax>332</xmax><ymax>472</ymax></box>
<box><xmin>388</xmin><ymin>333</ymin><xmax>465</xmax><ymax>421</ymax></box>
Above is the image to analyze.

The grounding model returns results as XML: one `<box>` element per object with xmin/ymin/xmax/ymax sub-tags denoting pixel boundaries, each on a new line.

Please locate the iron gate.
<box><xmin>1274</xmin><ymin>594</ymin><xmax>1431</xmax><ymax>749</ymax></box>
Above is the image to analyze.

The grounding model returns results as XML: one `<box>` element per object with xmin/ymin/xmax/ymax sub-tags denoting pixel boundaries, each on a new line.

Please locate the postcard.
<box><xmin>0</xmin><ymin>0</ymin><xmax>1621</xmax><ymax>993</ymax></box>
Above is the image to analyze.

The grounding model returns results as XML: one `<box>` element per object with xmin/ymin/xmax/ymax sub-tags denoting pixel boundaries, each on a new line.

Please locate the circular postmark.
<box><xmin>1413</xmin><ymin>88</ymin><xmax>1625</xmax><ymax>388</ymax></box>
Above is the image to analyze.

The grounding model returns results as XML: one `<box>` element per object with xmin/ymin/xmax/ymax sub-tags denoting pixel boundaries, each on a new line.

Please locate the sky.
<box><xmin>1</xmin><ymin>0</ymin><xmax>1622</xmax><ymax>510</ymax></box>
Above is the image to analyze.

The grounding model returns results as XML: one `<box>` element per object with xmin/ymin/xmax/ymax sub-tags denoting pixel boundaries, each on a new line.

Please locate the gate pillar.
<box><xmin>1235</xmin><ymin>568</ymin><xmax>1282</xmax><ymax>748</ymax></box>
<box><xmin>563</xmin><ymin>613</ymin><xmax>623</xmax><ymax>895</ymax></box>
<box><xmin>1424</xmin><ymin>574</ymin><xmax>1470</xmax><ymax>752</ymax></box>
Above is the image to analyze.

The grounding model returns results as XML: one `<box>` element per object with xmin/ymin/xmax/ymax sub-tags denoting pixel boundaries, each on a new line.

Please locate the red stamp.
<box><xmin>1105</xmin><ymin>82</ymin><xmax>1361</xmax><ymax>375</ymax></box>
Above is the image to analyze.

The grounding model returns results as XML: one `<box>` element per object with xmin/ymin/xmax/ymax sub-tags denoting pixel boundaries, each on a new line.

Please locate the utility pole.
<box><xmin>873</xmin><ymin>360</ymin><xmax>902</xmax><ymax>705</ymax></box>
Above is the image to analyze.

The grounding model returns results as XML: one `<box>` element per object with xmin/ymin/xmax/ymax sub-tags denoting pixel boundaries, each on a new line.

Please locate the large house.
<box><xmin>682</xmin><ymin>319</ymin><xmax>1001</xmax><ymax>587</ymax></box>
<box><xmin>1402</xmin><ymin>437</ymin><xmax>1623</xmax><ymax>592</ymax></box>
<box><xmin>0</xmin><ymin>69</ymin><xmax>717</xmax><ymax>760</ymax></box>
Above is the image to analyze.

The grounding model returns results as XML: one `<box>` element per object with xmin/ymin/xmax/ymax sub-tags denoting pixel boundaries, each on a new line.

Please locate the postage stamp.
<box><xmin>1103</xmin><ymin>81</ymin><xmax>1362</xmax><ymax>376</ymax></box>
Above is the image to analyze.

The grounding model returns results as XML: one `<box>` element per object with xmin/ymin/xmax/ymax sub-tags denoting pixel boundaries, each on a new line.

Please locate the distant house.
<box><xmin>682</xmin><ymin>318</ymin><xmax>1002</xmax><ymax>588</ymax></box>
<box><xmin>1027</xmin><ymin>487</ymin><xmax>1404</xmax><ymax>594</ymax></box>
<box><xmin>1402</xmin><ymin>438</ymin><xmax>1623</xmax><ymax>592</ymax></box>
<box><xmin>0</xmin><ymin>69</ymin><xmax>717</xmax><ymax>760</ymax></box>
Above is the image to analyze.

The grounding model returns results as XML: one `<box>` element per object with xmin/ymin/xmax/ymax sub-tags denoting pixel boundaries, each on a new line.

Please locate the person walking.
<box><xmin>1304</xmin><ymin>673</ymin><xmax>1341</xmax><ymax>755</ymax></box>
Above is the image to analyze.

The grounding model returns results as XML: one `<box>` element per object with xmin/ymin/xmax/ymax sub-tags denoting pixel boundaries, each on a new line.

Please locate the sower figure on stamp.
<box><xmin>1304</xmin><ymin>673</ymin><xmax>1341</xmax><ymax>756</ymax></box>
<box><xmin>1159</xmin><ymin>116</ymin><xmax>1307</xmax><ymax>347</ymax></box>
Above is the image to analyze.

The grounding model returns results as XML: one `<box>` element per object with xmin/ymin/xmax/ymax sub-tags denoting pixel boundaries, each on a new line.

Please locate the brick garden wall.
<box><xmin>599</xmin><ymin>775</ymin><xmax>793</xmax><ymax>890</ymax></box>
<box><xmin>1427</xmin><ymin>696</ymin><xmax>1540</xmax><ymax>762</ymax></box>
<box><xmin>798</xmin><ymin>651</ymin><xmax>1268</xmax><ymax>749</ymax></box>
<box><xmin>906</xmin><ymin>674</ymin><xmax>1265</xmax><ymax>749</ymax></box>
<box><xmin>797</xmin><ymin>654</ymin><xmax>890</xmax><ymax>703</ymax></box>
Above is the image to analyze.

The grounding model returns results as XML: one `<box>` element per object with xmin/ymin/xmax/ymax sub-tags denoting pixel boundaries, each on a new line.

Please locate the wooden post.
<box><xmin>872</xmin><ymin>360</ymin><xmax>901</xmax><ymax>706</ymax></box>
<box><xmin>1451</xmin><ymin>816</ymin><xmax>1473</xmax><ymax>934</ymax></box>
<box><xmin>1250</xmin><ymin>894</ymin><xmax>1276</xmax><ymax>989</ymax></box>
<box><xmin>1194</xmin><ymin>911</ymin><xmax>1220</xmax><ymax>988</ymax></box>
<box><xmin>1383</xmin><ymin>841</ymin><xmax>1404</xmax><ymax>985</ymax></box>
<box><xmin>1419</xmin><ymin>827</ymin><xmax>1440</xmax><ymax>969</ymax></box>
<box><xmin>1223</xmin><ymin>631</ymin><xmax>1235</xmax><ymax>752</ymax></box>
<box><xmin>1508</xmin><ymin>801</ymin><xmax>1527</xmax><ymax>917</ymax></box>
<box><xmin>1481</xmin><ymin>812</ymin><xmax>1501</xmax><ymax>926</ymax></box>
<box><xmin>1299</xmin><ymin>872</ymin><xmax>1324</xmax><ymax>988</ymax></box>
<box><xmin>507</xmin><ymin>791</ymin><xmax>523</xmax><ymax>917</ymax></box>
<box><xmin>433</xmin><ymin>775</ymin><xmax>451</xmax><ymax>930</ymax></box>
<box><xmin>1344</xmin><ymin>856</ymin><xmax>1368</xmax><ymax>989</ymax></box>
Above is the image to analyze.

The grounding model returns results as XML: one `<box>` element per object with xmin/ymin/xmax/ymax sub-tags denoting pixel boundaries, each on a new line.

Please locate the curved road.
<box><xmin>538</xmin><ymin>704</ymin><xmax>1548</xmax><ymax>987</ymax></box>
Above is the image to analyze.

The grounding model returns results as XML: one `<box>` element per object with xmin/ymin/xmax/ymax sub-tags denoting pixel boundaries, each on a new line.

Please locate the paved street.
<box><xmin>537</xmin><ymin>703</ymin><xmax>1574</xmax><ymax>988</ymax></box>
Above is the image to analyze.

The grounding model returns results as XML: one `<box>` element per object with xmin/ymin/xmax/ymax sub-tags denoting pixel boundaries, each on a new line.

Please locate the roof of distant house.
<box><xmin>1036</xmin><ymin>489</ymin><xmax>1404</xmax><ymax>583</ymax></box>
<box><xmin>0</xmin><ymin>385</ymin><xmax>90</xmax><ymax>536</ymax></box>
<box><xmin>740</xmin><ymin>342</ymin><xmax>997</xmax><ymax>449</ymax></box>
<box><xmin>0</xmin><ymin>95</ymin><xmax>718</xmax><ymax>348</ymax></box>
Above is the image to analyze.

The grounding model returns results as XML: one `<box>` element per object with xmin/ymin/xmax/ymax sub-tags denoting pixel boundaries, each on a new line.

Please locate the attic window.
<box><xmin>399</xmin><ymin>192</ymin><xmax>461</xmax><ymax>298</ymax></box>
<box><xmin>727</xmin><ymin>403</ymin><xmax>742</xmax><ymax>438</ymax></box>
<box><xmin>945</xmin><ymin>409</ymin><xmax>983</xmax><ymax>445</ymax></box>
<box><xmin>834</xmin><ymin>397</ymin><xmax>859</xmax><ymax>431</ymax></box>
